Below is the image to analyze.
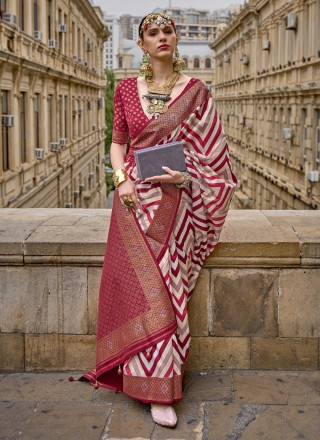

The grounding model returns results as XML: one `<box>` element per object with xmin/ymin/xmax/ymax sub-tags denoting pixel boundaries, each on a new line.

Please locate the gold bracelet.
<box><xmin>176</xmin><ymin>171</ymin><xmax>192</xmax><ymax>189</ymax></box>
<box><xmin>112</xmin><ymin>168</ymin><xmax>128</xmax><ymax>188</ymax></box>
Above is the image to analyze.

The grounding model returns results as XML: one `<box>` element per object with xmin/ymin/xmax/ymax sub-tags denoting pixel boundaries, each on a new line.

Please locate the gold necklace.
<box><xmin>146</xmin><ymin>71</ymin><xmax>180</xmax><ymax>94</ymax></box>
<box><xmin>143</xmin><ymin>72</ymin><xmax>180</xmax><ymax>119</ymax></box>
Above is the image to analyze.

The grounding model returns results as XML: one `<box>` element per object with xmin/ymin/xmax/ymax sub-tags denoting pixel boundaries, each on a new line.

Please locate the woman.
<box><xmin>82</xmin><ymin>12</ymin><xmax>237</xmax><ymax>428</ymax></box>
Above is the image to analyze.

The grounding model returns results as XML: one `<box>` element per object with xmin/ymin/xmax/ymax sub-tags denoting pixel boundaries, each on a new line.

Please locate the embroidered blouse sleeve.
<box><xmin>112</xmin><ymin>84</ymin><xmax>129</xmax><ymax>145</ymax></box>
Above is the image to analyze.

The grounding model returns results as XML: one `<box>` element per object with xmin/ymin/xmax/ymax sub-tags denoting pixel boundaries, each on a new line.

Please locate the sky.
<box><xmin>92</xmin><ymin>0</ymin><xmax>244</xmax><ymax>17</ymax></box>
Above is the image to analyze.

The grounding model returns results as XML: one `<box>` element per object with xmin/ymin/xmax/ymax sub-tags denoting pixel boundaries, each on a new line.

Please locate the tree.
<box><xmin>104</xmin><ymin>69</ymin><xmax>115</xmax><ymax>155</ymax></box>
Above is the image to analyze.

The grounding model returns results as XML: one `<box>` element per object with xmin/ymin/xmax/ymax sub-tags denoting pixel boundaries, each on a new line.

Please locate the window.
<box><xmin>279</xmin><ymin>107</ymin><xmax>283</xmax><ymax>157</ymax></box>
<box><xmin>301</xmin><ymin>109</ymin><xmax>307</xmax><ymax>167</ymax></box>
<box><xmin>18</xmin><ymin>0</ymin><xmax>24</xmax><ymax>31</ymax></box>
<box><xmin>183</xmin><ymin>57</ymin><xmax>188</xmax><ymax>68</ymax></box>
<box><xmin>285</xmin><ymin>107</ymin><xmax>292</xmax><ymax>160</ymax></box>
<box><xmin>77</xmin><ymin>27</ymin><xmax>81</xmax><ymax>57</ymax></box>
<box><xmin>20</xmin><ymin>92</ymin><xmax>27</xmax><ymax>163</ymax></box>
<box><xmin>315</xmin><ymin>109</ymin><xmax>320</xmax><ymax>168</ymax></box>
<box><xmin>272</xmin><ymin>106</ymin><xmax>276</xmax><ymax>153</ymax></box>
<box><xmin>187</xmin><ymin>14</ymin><xmax>198</xmax><ymax>24</ymax></box>
<box><xmin>34</xmin><ymin>94</ymin><xmax>40</xmax><ymax>149</ymax></box>
<box><xmin>47</xmin><ymin>0</ymin><xmax>53</xmax><ymax>39</ymax></box>
<box><xmin>1</xmin><ymin>90</ymin><xmax>9</xmax><ymax>171</ymax></box>
<box><xmin>193</xmin><ymin>58</ymin><xmax>200</xmax><ymax>68</ymax></box>
<box><xmin>72</xmin><ymin>98</ymin><xmax>76</xmax><ymax>139</ymax></box>
<box><xmin>33</xmin><ymin>0</ymin><xmax>38</xmax><ymax>32</ymax></box>
<box><xmin>72</xmin><ymin>22</ymin><xmax>76</xmax><ymax>55</ymax></box>
<box><xmin>58</xmin><ymin>9</ymin><xmax>63</xmax><ymax>51</ymax></box>
<box><xmin>0</xmin><ymin>1</ymin><xmax>7</xmax><ymax>14</ymax></box>
<box><xmin>48</xmin><ymin>94</ymin><xmax>53</xmax><ymax>142</ymax></box>
<box><xmin>64</xmin><ymin>96</ymin><xmax>68</xmax><ymax>140</ymax></box>
<box><xmin>59</xmin><ymin>94</ymin><xmax>63</xmax><ymax>139</ymax></box>
<box><xmin>63</xmin><ymin>13</ymin><xmax>67</xmax><ymax>53</ymax></box>
<box><xmin>205</xmin><ymin>58</ymin><xmax>211</xmax><ymax>68</ymax></box>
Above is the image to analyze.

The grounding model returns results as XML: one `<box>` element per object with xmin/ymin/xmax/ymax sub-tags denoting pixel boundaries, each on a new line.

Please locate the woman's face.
<box><xmin>139</xmin><ymin>23</ymin><xmax>177</xmax><ymax>61</ymax></box>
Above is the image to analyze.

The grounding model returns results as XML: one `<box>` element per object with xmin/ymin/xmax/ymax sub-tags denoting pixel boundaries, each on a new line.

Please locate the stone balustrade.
<box><xmin>0</xmin><ymin>208</ymin><xmax>319</xmax><ymax>372</ymax></box>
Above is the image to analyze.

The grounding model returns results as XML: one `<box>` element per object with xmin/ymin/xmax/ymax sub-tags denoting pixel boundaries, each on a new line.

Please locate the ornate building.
<box><xmin>164</xmin><ymin>6</ymin><xmax>235</xmax><ymax>41</ymax></box>
<box><xmin>0</xmin><ymin>0</ymin><xmax>108</xmax><ymax>208</ymax></box>
<box><xmin>114</xmin><ymin>39</ymin><xmax>215</xmax><ymax>89</ymax></box>
<box><xmin>211</xmin><ymin>0</ymin><xmax>320</xmax><ymax>210</ymax></box>
<box><xmin>106</xmin><ymin>7</ymin><xmax>239</xmax><ymax>85</ymax></box>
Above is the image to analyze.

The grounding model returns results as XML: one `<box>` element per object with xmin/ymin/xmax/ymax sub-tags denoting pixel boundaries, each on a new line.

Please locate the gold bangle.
<box><xmin>112</xmin><ymin>168</ymin><xmax>128</xmax><ymax>188</ymax></box>
<box><xmin>176</xmin><ymin>171</ymin><xmax>191</xmax><ymax>189</ymax></box>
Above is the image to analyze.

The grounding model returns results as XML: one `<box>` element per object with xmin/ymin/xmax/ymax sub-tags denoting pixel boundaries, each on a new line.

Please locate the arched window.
<box><xmin>193</xmin><ymin>57</ymin><xmax>200</xmax><ymax>68</ymax></box>
<box><xmin>183</xmin><ymin>57</ymin><xmax>188</xmax><ymax>68</ymax></box>
<box><xmin>205</xmin><ymin>58</ymin><xmax>211</xmax><ymax>68</ymax></box>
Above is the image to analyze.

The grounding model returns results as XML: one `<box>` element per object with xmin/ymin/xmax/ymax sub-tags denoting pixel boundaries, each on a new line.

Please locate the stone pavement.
<box><xmin>1</xmin><ymin>370</ymin><xmax>320</xmax><ymax>440</ymax></box>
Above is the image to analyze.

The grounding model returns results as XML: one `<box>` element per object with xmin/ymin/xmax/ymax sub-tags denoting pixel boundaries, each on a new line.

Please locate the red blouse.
<box><xmin>112</xmin><ymin>77</ymin><xmax>198</xmax><ymax>145</ymax></box>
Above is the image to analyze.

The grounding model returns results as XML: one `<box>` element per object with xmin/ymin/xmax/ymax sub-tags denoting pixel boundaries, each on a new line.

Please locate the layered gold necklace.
<box><xmin>143</xmin><ymin>71</ymin><xmax>180</xmax><ymax>119</ymax></box>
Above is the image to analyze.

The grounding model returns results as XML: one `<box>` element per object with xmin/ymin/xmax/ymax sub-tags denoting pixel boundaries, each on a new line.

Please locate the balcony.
<box><xmin>0</xmin><ymin>208</ymin><xmax>319</xmax><ymax>372</ymax></box>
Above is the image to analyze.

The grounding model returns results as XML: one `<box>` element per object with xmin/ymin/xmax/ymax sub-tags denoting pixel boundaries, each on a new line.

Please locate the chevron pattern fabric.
<box><xmin>81</xmin><ymin>79</ymin><xmax>237</xmax><ymax>404</ymax></box>
<box><xmin>122</xmin><ymin>95</ymin><xmax>237</xmax><ymax>402</ymax></box>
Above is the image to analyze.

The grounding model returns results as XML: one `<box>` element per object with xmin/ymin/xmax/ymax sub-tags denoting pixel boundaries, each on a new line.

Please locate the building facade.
<box><xmin>211</xmin><ymin>0</ymin><xmax>320</xmax><ymax>210</ymax></box>
<box><xmin>164</xmin><ymin>6</ymin><xmax>233</xmax><ymax>41</ymax></box>
<box><xmin>0</xmin><ymin>0</ymin><xmax>108</xmax><ymax>208</ymax></box>
<box><xmin>104</xmin><ymin>15</ymin><xmax>119</xmax><ymax>70</ymax></box>
<box><xmin>114</xmin><ymin>39</ymin><xmax>215</xmax><ymax>88</ymax></box>
<box><xmin>105</xmin><ymin>7</ymin><xmax>238</xmax><ymax>76</ymax></box>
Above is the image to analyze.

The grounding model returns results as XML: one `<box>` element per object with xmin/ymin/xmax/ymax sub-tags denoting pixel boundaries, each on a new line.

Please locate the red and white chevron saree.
<box><xmin>82</xmin><ymin>77</ymin><xmax>237</xmax><ymax>403</ymax></box>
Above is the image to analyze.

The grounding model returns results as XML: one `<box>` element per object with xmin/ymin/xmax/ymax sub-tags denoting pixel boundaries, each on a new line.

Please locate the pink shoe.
<box><xmin>150</xmin><ymin>403</ymin><xmax>177</xmax><ymax>428</ymax></box>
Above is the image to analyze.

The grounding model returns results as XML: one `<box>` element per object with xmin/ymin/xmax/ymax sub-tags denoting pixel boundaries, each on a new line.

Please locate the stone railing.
<box><xmin>0</xmin><ymin>209</ymin><xmax>319</xmax><ymax>372</ymax></box>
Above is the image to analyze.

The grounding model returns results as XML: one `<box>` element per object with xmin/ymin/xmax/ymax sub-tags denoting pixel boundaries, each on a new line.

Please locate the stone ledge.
<box><xmin>0</xmin><ymin>209</ymin><xmax>319</xmax><ymax>267</ymax></box>
<box><xmin>0</xmin><ymin>208</ymin><xmax>320</xmax><ymax>372</ymax></box>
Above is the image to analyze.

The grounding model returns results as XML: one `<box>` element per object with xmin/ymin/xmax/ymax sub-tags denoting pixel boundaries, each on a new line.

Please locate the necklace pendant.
<box><xmin>151</xmin><ymin>112</ymin><xmax>160</xmax><ymax>119</ymax></box>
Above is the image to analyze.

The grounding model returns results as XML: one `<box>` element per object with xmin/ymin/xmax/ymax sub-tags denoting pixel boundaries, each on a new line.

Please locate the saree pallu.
<box><xmin>82</xmin><ymin>80</ymin><xmax>237</xmax><ymax>403</ymax></box>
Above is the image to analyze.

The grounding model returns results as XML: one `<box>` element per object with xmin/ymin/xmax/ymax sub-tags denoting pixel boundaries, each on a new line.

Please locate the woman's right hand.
<box><xmin>118</xmin><ymin>179</ymin><xmax>140</xmax><ymax>210</ymax></box>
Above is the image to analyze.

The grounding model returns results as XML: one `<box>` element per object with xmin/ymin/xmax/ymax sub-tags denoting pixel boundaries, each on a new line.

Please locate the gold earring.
<box><xmin>139</xmin><ymin>50</ymin><xmax>153</xmax><ymax>77</ymax></box>
<box><xmin>173</xmin><ymin>46</ymin><xmax>185</xmax><ymax>72</ymax></box>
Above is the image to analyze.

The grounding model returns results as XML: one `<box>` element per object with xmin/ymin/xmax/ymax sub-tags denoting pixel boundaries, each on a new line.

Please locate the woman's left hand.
<box><xmin>143</xmin><ymin>166</ymin><xmax>184</xmax><ymax>184</ymax></box>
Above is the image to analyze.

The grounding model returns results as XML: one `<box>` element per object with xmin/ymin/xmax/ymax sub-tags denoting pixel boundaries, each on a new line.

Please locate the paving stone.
<box><xmin>279</xmin><ymin>269</ymin><xmax>320</xmax><ymax>337</ymax></box>
<box><xmin>94</xmin><ymin>387</ymin><xmax>133</xmax><ymax>403</ymax></box>
<box><xmin>183</xmin><ymin>370</ymin><xmax>232</xmax><ymax>402</ymax></box>
<box><xmin>251</xmin><ymin>337</ymin><xmax>318</xmax><ymax>370</ymax></box>
<box><xmin>210</xmin><ymin>269</ymin><xmax>278</xmax><ymax>337</ymax></box>
<box><xmin>206</xmin><ymin>402</ymin><xmax>267</xmax><ymax>440</ymax></box>
<box><xmin>101</xmin><ymin>401</ymin><xmax>154</xmax><ymax>439</ymax></box>
<box><xmin>0</xmin><ymin>333</ymin><xmax>24</xmax><ymax>371</ymax></box>
<box><xmin>0</xmin><ymin>372</ymin><xmax>94</xmax><ymax>402</ymax></box>
<box><xmin>233</xmin><ymin>370</ymin><xmax>320</xmax><ymax>405</ymax></box>
<box><xmin>0</xmin><ymin>401</ymin><xmax>36</xmax><ymax>439</ymax></box>
<box><xmin>19</xmin><ymin>401</ymin><xmax>111</xmax><ymax>440</ymax></box>
<box><xmin>152</xmin><ymin>401</ymin><xmax>205</xmax><ymax>440</ymax></box>
<box><xmin>240</xmin><ymin>405</ymin><xmax>320</xmax><ymax>440</ymax></box>
<box><xmin>187</xmin><ymin>337</ymin><xmax>250</xmax><ymax>370</ymax></box>
<box><xmin>188</xmin><ymin>270</ymin><xmax>209</xmax><ymax>337</ymax></box>
<box><xmin>1</xmin><ymin>370</ymin><xmax>320</xmax><ymax>440</ymax></box>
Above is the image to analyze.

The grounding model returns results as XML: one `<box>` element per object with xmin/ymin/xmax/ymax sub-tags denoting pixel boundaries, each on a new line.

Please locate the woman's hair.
<box><xmin>138</xmin><ymin>13</ymin><xmax>177</xmax><ymax>39</ymax></box>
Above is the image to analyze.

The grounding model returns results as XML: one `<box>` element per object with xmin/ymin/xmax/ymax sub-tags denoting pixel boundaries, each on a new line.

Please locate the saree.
<box><xmin>82</xmin><ymin>77</ymin><xmax>237</xmax><ymax>403</ymax></box>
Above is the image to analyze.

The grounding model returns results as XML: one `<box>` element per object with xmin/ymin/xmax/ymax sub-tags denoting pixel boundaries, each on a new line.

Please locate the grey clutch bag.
<box><xmin>134</xmin><ymin>141</ymin><xmax>186</xmax><ymax>180</ymax></box>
